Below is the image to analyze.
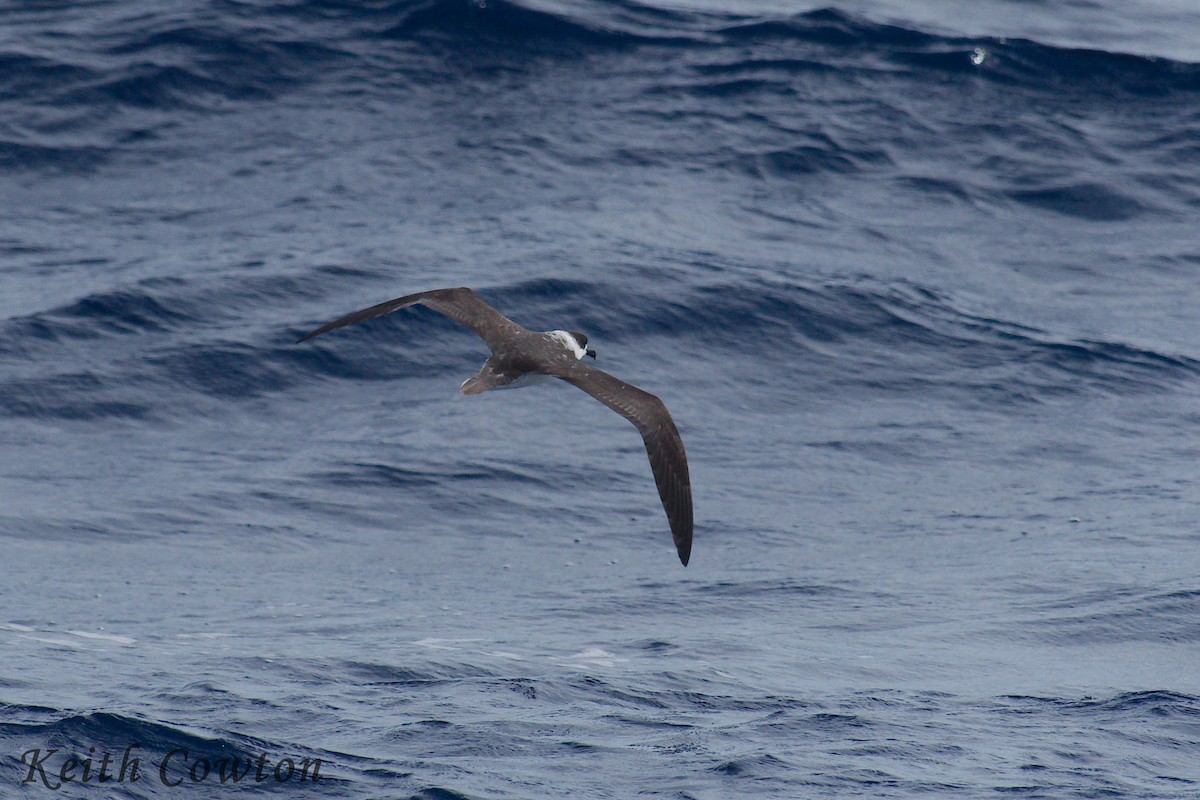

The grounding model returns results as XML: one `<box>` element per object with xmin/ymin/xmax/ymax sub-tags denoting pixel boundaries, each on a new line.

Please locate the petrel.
<box><xmin>297</xmin><ymin>287</ymin><xmax>693</xmax><ymax>566</ymax></box>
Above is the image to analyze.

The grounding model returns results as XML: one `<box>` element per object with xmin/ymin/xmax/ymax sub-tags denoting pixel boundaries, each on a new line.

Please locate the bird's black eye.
<box><xmin>570</xmin><ymin>331</ymin><xmax>588</xmax><ymax>348</ymax></box>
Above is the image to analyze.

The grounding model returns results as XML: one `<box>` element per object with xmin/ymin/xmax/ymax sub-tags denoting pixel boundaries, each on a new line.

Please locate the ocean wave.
<box><xmin>504</xmin><ymin>278</ymin><xmax>1199</xmax><ymax>403</ymax></box>
<box><xmin>0</xmin><ymin>8</ymin><xmax>346</xmax><ymax>142</ymax></box>
<box><xmin>6</xmin><ymin>2</ymin><xmax>1194</xmax><ymax>115</ymax></box>
<box><xmin>2</xmin><ymin>0</ymin><xmax>1196</xmax><ymax>222</ymax></box>
<box><xmin>76</xmin><ymin>21</ymin><xmax>343</xmax><ymax>110</ymax></box>
<box><xmin>377</xmin><ymin>0</ymin><xmax>636</xmax><ymax>48</ymax></box>
<box><xmin>0</xmin><ymin>52</ymin><xmax>97</xmax><ymax>100</ymax></box>
<box><xmin>0</xmin><ymin>140</ymin><xmax>110</xmax><ymax>173</ymax></box>
<box><xmin>999</xmin><ymin>690</ymin><xmax>1200</xmax><ymax>721</ymax></box>
<box><xmin>722</xmin><ymin>140</ymin><xmax>893</xmax><ymax>179</ymax></box>
<box><xmin>0</xmin><ymin>372</ymin><xmax>152</xmax><ymax>421</ymax></box>
<box><xmin>2</xmin><ymin>711</ymin><xmax>258</xmax><ymax>759</ymax></box>
<box><xmin>1006</xmin><ymin>182</ymin><xmax>1147</xmax><ymax>222</ymax></box>
<box><xmin>1019</xmin><ymin>588</ymin><xmax>1200</xmax><ymax>645</ymax></box>
<box><xmin>0</xmin><ymin>708</ymin><xmax>343</xmax><ymax>797</ymax></box>
<box><xmin>51</xmin><ymin>286</ymin><xmax>195</xmax><ymax>338</ymax></box>
<box><xmin>359</xmin><ymin>2</ymin><xmax>1200</xmax><ymax>96</ymax></box>
<box><xmin>734</xmin><ymin>8</ymin><xmax>1200</xmax><ymax>94</ymax></box>
<box><xmin>0</xmin><ymin>281</ymin><xmax>193</xmax><ymax>355</ymax></box>
<box><xmin>2</xmin><ymin>273</ymin><xmax>1195</xmax><ymax>422</ymax></box>
<box><xmin>608</xmin><ymin>279</ymin><xmax>1200</xmax><ymax>402</ymax></box>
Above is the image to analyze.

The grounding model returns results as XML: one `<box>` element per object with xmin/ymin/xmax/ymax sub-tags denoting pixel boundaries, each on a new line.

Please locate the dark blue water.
<box><xmin>3</xmin><ymin>1</ymin><xmax>1199</xmax><ymax>796</ymax></box>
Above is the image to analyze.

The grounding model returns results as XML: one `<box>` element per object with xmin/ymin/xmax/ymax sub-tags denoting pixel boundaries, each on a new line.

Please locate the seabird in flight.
<box><xmin>297</xmin><ymin>287</ymin><xmax>693</xmax><ymax>566</ymax></box>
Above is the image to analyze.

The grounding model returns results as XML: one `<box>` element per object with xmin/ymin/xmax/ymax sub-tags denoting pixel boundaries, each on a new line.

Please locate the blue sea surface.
<box><xmin>2</xmin><ymin>0</ymin><xmax>1199</xmax><ymax>797</ymax></box>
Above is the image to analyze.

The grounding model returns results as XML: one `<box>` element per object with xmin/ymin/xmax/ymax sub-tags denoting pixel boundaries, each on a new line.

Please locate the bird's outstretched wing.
<box><xmin>297</xmin><ymin>287</ymin><xmax>525</xmax><ymax>349</ymax></box>
<box><xmin>552</xmin><ymin>361</ymin><xmax>693</xmax><ymax>566</ymax></box>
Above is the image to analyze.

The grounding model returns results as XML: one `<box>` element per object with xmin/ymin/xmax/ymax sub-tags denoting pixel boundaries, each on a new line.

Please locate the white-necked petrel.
<box><xmin>298</xmin><ymin>287</ymin><xmax>693</xmax><ymax>566</ymax></box>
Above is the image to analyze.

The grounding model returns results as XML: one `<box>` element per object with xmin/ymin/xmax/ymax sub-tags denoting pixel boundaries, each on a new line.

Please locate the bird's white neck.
<box><xmin>548</xmin><ymin>330</ymin><xmax>587</xmax><ymax>360</ymax></box>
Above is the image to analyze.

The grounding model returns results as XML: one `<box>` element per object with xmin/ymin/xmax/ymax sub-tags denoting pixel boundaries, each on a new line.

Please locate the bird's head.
<box><xmin>568</xmin><ymin>331</ymin><xmax>597</xmax><ymax>360</ymax></box>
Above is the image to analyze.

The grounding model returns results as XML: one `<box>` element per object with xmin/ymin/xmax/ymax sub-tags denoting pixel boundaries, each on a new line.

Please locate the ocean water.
<box><xmin>2</xmin><ymin>0</ymin><xmax>1199</xmax><ymax>797</ymax></box>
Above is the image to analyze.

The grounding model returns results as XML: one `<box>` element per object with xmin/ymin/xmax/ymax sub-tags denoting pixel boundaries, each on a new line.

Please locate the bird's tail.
<box><xmin>460</xmin><ymin>358</ymin><xmax>513</xmax><ymax>395</ymax></box>
<box><xmin>460</xmin><ymin>374</ymin><xmax>491</xmax><ymax>395</ymax></box>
